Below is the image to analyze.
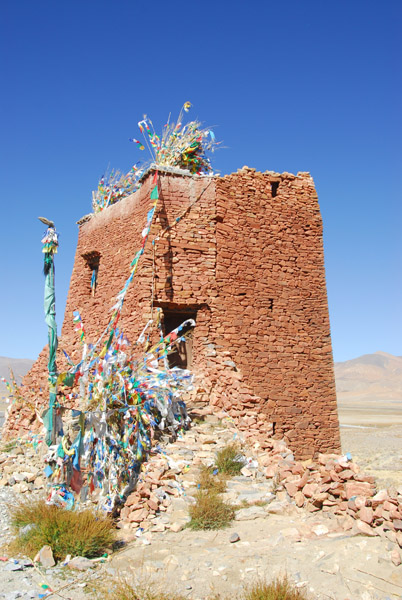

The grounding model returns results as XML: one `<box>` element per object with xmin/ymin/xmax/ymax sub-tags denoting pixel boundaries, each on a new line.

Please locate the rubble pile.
<box><xmin>108</xmin><ymin>410</ymin><xmax>402</xmax><ymax>560</ymax></box>
<box><xmin>0</xmin><ymin>437</ymin><xmax>45</xmax><ymax>494</ymax></box>
<box><xmin>1</xmin><ymin>409</ymin><xmax>401</xmax><ymax>563</ymax></box>
<box><xmin>260</xmin><ymin>438</ymin><xmax>402</xmax><ymax>545</ymax></box>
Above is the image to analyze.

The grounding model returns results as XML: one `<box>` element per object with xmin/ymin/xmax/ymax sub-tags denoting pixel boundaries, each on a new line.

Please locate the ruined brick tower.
<box><xmin>20</xmin><ymin>166</ymin><xmax>340</xmax><ymax>459</ymax></box>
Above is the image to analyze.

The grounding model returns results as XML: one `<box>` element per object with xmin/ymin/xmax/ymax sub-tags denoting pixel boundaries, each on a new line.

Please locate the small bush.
<box><xmin>0</xmin><ymin>439</ymin><xmax>18</xmax><ymax>453</ymax></box>
<box><xmin>95</xmin><ymin>575</ymin><xmax>312</xmax><ymax>600</ymax></box>
<box><xmin>95</xmin><ymin>577</ymin><xmax>187</xmax><ymax>600</ymax></box>
<box><xmin>9</xmin><ymin>498</ymin><xmax>115</xmax><ymax>561</ymax></box>
<box><xmin>242</xmin><ymin>577</ymin><xmax>311</xmax><ymax>600</ymax></box>
<box><xmin>215</xmin><ymin>443</ymin><xmax>246</xmax><ymax>475</ymax></box>
<box><xmin>188</xmin><ymin>490</ymin><xmax>235</xmax><ymax>530</ymax></box>
<box><xmin>94</xmin><ymin>575</ymin><xmax>312</xmax><ymax>600</ymax></box>
<box><xmin>233</xmin><ymin>498</ymin><xmax>268</xmax><ymax>511</ymax></box>
<box><xmin>197</xmin><ymin>465</ymin><xmax>227</xmax><ymax>493</ymax></box>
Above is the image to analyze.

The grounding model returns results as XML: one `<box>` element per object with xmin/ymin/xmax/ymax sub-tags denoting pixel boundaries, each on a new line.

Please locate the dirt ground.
<box><xmin>338</xmin><ymin>397</ymin><xmax>402</xmax><ymax>489</ymax></box>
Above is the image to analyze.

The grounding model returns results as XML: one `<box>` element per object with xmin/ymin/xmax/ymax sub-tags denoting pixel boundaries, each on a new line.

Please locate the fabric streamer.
<box><xmin>40</xmin><ymin>107</ymin><xmax>219</xmax><ymax>509</ymax></box>
<box><xmin>92</xmin><ymin>102</ymin><xmax>219</xmax><ymax>213</ymax></box>
<box><xmin>92</xmin><ymin>164</ymin><xmax>144</xmax><ymax>213</ymax></box>
<box><xmin>44</xmin><ymin>176</ymin><xmax>196</xmax><ymax>512</ymax></box>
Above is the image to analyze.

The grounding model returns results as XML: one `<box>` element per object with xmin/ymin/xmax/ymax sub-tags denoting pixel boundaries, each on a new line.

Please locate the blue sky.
<box><xmin>1</xmin><ymin>0</ymin><xmax>400</xmax><ymax>362</ymax></box>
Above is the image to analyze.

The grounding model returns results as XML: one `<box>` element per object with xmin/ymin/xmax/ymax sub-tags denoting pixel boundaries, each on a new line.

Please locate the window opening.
<box><xmin>162</xmin><ymin>309</ymin><xmax>197</xmax><ymax>369</ymax></box>
<box><xmin>271</xmin><ymin>181</ymin><xmax>279</xmax><ymax>197</ymax></box>
<box><xmin>83</xmin><ymin>253</ymin><xmax>100</xmax><ymax>296</ymax></box>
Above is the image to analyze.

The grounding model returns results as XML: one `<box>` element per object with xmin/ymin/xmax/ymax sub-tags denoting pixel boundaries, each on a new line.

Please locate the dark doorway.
<box><xmin>162</xmin><ymin>309</ymin><xmax>197</xmax><ymax>369</ymax></box>
<box><xmin>83</xmin><ymin>252</ymin><xmax>100</xmax><ymax>296</ymax></box>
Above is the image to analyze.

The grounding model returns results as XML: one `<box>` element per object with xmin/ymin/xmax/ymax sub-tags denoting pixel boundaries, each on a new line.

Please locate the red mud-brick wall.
<box><xmin>8</xmin><ymin>173</ymin><xmax>219</xmax><ymax>435</ymax></box>
<box><xmin>150</xmin><ymin>174</ymin><xmax>218</xmax><ymax>385</ymax></box>
<box><xmin>6</xmin><ymin>174</ymin><xmax>157</xmax><ymax>435</ymax></box>
<box><xmin>212</xmin><ymin>168</ymin><xmax>340</xmax><ymax>458</ymax></box>
<box><xmin>149</xmin><ymin>174</ymin><xmax>261</xmax><ymax>422</ymax></box>
<box><xmin>10</xmin><ymin>168</ymin><xmax>340</xmax><ymax>459</ymax></box>
<box><xmin>59</xmin><ymin>172</ymin><xmax>155</xmax><ymax>358</ymax></box>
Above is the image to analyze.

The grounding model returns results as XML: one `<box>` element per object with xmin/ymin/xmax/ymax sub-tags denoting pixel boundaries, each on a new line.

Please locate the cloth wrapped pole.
<box><xmin>45</xmin><ymin>261</ymin><xmax>58</xmax><ymax>378</ymax></box>
<box><xmin>41</xmin><ymin>225</ymin><xmax>59</xmax><ymax>445</ymax></box>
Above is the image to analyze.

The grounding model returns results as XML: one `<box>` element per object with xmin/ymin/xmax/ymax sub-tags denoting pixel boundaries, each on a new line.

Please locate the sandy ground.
<box><xmin>338</xmin><ymin>398</ymin><xmax>402</xmax><ymax>489</ymax></box>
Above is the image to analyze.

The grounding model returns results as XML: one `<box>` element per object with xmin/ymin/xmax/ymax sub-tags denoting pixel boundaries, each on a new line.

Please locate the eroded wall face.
<box><xmin>213</xmin><ymin>169</ymin><xmax>340</xmax><ymax>458</ymax></box>
<box><xmin>14</xmin><ymin>169</ymin><xmax>340</xmax><ymax>458</ymax></box>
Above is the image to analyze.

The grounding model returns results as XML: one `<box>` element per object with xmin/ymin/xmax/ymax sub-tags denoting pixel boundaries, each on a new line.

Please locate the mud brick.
<box><xmin>9</xmin><ymin>168</ymin><xmax>340</xmax><ymax>460</ymax></box>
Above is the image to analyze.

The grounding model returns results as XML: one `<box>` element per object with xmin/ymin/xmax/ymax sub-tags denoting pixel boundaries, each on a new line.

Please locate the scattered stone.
<box><xmin>4</xmin><ymin>561</ymin><xmax>24</xmax><ymax>572</ymax></box>
<box><xmin>391</xmin><ymin>548</ymin><xmax>401</xmax><ymax>567</ymax></box>
<box><xmin>359</xmin><ymin>507</ymin><xmax>374</xmax><ymax>525</ymax></box>
<box><xmin>235</xmin><ymin>506</ymin><xmax>266</xmax><ymax>521</ymax></box>
<box><xmin>229</xmin><ymin>532</ymin><xmax>240</xmax><ymax>543</ymax></box>
<box><xmin>354</xmin><ymin>495</ymin><xmax>367</xmax><ymax>510</ymax></box>
<box><xmin>372</xmin><ymin>489</ymin><xmax>388</xmax><ymax>507</ymax></box>
<box><xmin>345</xmin><ymin>481</ymin><xmax>373</xmax><ymax>499</ymax></box>
<box><xmin>311</xmin><ymin>524</ymin><xmax>329</xmax><ymax>537</ymax></box>
<box><xmin>67</xmin><ymin>556</ymin><xmax>95</xmax><ymax>570</ymax></box>
<box><xmin>294</xmin><ymin>491</ymin><xmax>305</xmax><ymax>507</ymax></box>
<box><xmin>35</xmin><ymin>545</ymin><xmax>55</xmax><ymax>568</ymax></box>
<box><xmin>265</xmin><ymin>501</ymin><xmax>288</xmax><ymax>515</ymax></box>
<box><xmin>394</xmin><ymin>519</ymin><xmax>402</xmax><ymax>531</ymax></box>
<box><xmin>355</xmin><ymin>520</ymin><xmax>376</xmax><ymax>537</ymax></box>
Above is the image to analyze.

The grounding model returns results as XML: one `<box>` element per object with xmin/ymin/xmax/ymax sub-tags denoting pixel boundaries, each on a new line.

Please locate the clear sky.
<box><xmin>1</xmin><ymin>0</ymin><xmax>400</xmax><ymax>363</ymax></box>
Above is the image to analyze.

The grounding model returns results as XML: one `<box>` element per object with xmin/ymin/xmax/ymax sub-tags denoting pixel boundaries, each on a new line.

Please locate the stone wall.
<box><xmin>8</xmin><ymin>168</ymin><xmax>340</xmax><ymax>458</ymax></box>
<box><xmin>212</xmin><ymin>169</ymin><xmax>340</xmax><ymax>457</ymax></box>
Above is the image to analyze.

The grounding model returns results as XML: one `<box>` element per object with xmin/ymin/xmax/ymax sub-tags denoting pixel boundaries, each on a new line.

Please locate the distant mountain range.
<box><xmin>1</xmin><ymin>352</ymin><xmax>401</xmax><ymax>405</ymax></box>
<box><xmin>334</xmin><ymin>351</ymin><xmax>402</xmax><ymax>403</ymax></box>
<box><xmin>0</xmin><ymin>356</ymin><xmax>34</xmax><ymax>399</ymax></box>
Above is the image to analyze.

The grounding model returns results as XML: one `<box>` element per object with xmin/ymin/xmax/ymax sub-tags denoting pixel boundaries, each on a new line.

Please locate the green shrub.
<box><xmin>188</xmin><ymin>490</ymin><xmax>235</xmax><ymax>530</ymax></box>
<box><xmin>9</xmin><ymin>498</ymin><xmax>115</xmax><ymax>561</ymax></box>
<box><xmin>215</xmin><ymin>443</ymin><xmax>246</xmax><ymax>475</ymax></box>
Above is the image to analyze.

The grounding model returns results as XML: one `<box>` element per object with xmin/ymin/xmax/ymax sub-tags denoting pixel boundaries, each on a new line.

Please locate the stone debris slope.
<box><xmin>0</xmin><ymin>411</ymin><xmax>401</xmax><ymax>599</ymax></box>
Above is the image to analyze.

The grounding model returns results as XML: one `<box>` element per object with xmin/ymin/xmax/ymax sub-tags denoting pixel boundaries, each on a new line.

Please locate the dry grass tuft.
<box><xmin>8</xmin><ymin>498</ymin><xmax>115</xmax><ymax>561</ymax></box>
<box><xmin>0</xmin><ymin>438</ymin><xmax>18</xmax><ymax>453</ymax></box>
<box><xmin>95</xmin><ymin>575</ymin><xmax>313</xmax><ymax>599</ymax></box>
<box><xmin>95</xmin><ymin>577</ymin><xmax>187</xmax><ymax>600</ymax></box>
<box><xmin>241</xmin><ymin>577</ymin><xmax>312</xmax><ymax>600</ymax></box>
<box><xmin>188</xmin><ymin>490</ymin><xmax>235</xmax><ymax>530</ymax></box>
<box><xmin>197</xmin><ymin>465</ymin><xmax>227</xmax><ymax>493</ymax></box>
<box><xmin>215</xmin><ymin>442</ymin><xmax>246</xmax><ymax>475</ymax></box>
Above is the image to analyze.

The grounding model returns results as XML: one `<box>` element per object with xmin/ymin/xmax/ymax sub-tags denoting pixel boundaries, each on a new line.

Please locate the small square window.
<box><xmin>271</xmin><ymin>182</ymin><xmax>279</xmax><ymax>198</ymax></box>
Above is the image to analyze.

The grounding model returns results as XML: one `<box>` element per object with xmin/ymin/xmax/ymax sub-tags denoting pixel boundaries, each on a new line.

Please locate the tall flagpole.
<box><xmin>39</xmin><ymin>217</ymin><xmax>59</xmax><ymax>446</ymax></box>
